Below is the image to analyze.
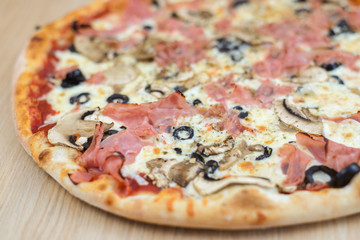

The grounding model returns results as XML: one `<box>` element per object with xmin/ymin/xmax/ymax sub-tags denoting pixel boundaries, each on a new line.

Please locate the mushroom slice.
<box><xmin>193</xmin><ymin>173</ymin><xmax>275</xmax><ymax>196</ymax></box>
<box><xmin>74</xmin><ymin>35</ymin><xmax>113</xmax><ymax>63</ymax></box>
<box><xmin>169</xmin><ymin>161</ymin><xmax>203</xmax><ymax>187</ymax></box>
<box><xmin>274</xmin><ymin>98</ymin><xmax>323</xmax><ymax>135</ymax></box>
<box><xmin>219</xmin><ymin>140</ymin><xmax>251</xmax><ymax>170</ymax></box>
<box><xmin>48</xmin><ymin>108</ymin><xmax>113</xmax><ymax>150</ymax></box>
<box><xmin>146</xmin><ymin>158</ymin><xmax>178</xmax><ymax>188</ymax></box>
<box><xmin>233</xmin><ymin>27</ymin><xmax>273</xmax><ymax>46</ymax></box>
<box><xmin>102</xmin><ymin>65</ymin><xmax>138</xmax><ymax>92</ymax></box>
<box><xmin>196</xmin><ymin>136</ymin><xmax>235</xmax><ymax>157</ymax></box>
<box><xmin>133</xmin><ymin>37</ymin><xmax>160</xmax><ymax>61</ymax></box>
<box><xmin>287</xmin><ymin>67</ymin><xmax>329</xmax><ymax>84</ymax></box>
<box><xmin>177</xmin><ymin>9</ymin><xmax>213</xmax><ymax>26</ymax></box>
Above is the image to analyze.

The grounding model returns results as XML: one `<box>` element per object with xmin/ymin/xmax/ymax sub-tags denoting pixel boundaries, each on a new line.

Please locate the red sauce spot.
<box><xmin>30</xmin><ymin>100</ymin><xmax>57</xmax><ymax>133</ymax></box>
<box><xmin>37</xmin><ymin>122</ymin><xmax>56</xmax><ymax>136</ymax></box>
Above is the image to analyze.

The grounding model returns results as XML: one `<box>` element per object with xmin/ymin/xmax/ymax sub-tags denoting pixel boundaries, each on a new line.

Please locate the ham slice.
<box><xmin>103</xmin><ymin>92</ymin><xmax>196</xmax><ymax>137</ymax></box>
<box><xmin>296</xmin><ymin>133</ymin><xmax>360</xmax><ymax>171</ymax></box>
<box><xmin>326</xmin><ymin>111</ymin><xmax>360</xmax><ymax>123</ymax></box>
<box><xmin>279</xmin><ymin>144</ymin><xmax>313</xmax><ymax>185</ymax></box>
<box><xmin>205</xmin><ymin>77</ymin><xmax>292</xmax><ymax>108</ymax></box>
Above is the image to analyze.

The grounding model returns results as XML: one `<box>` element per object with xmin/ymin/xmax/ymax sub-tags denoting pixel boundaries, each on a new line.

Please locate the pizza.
<box><xmin>13</xmin><ymin>0</ymin><xmax>360</xmax><ymax>229</ymax></box>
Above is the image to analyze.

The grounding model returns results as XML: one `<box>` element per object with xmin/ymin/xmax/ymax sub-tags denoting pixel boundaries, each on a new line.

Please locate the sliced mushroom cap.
<box><xmin>169</xmin><ymin>160</ymin><xmax>203</xmax><ymax>187</ymax></box>
<box><xmin>193</xmin><ymin>173</ymin><xmax>275</xmax><ymax>196</ymax></box>
<box><xmin>146</xmin><ymin>158</ymin><xmax>178</xmax><ymax>188</ymax></box>
<box><xmin>196</xmin><ymin>136</ymin><xmax>235</xmax><ymax>157</ymax></box>
<box><xmin>176</xmin><ymin>9</ymin><xmax>213</xmax><ymax>26</ymax></box>
<box><xmin>48</xmin><ymin>108</ymin><xmax>113</xmax><ymax>150</ymax></box>
<box><xmin>102</xmin><ymin>65</ymin><xmax>138</xmax><ymax>92</ymax></box>
<box><xmin>74</xmin><ymin>35</ymin><xmax>113</xmax><ymax>63</ymax></box>
<box><xmin>287</xmin><ymin>67</ymin><xmax>329</xmax><ymax>84</ymax></box>
<box><xmin>133</xmin><ymin>36</ymin><xmax>160</xmax><ymax>61</ymax></box>
<box><xmin>274</xmin><ymin>98</ymin><xmax>323</xmax><ymax>135</ymax></box>
<box><xmin>219</xmin><ymin>140</ymin><xmax>251</xmax><ymax>170</ymax></box>
<box><xmin>233</xmin><ymin>27</ymin><xmax>273</xmax><ymax>46</ymax></box>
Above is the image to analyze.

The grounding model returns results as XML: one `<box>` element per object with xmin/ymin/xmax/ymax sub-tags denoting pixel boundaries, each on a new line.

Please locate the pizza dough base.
<box><xmin>12</xmin><ymin>0</ymin><xmax>360</xmax><ymax>229</ymax></box>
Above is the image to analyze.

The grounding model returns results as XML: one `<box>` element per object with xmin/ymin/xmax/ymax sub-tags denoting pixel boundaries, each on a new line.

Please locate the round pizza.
<box><xmin>13</xmin><ymin>0</ymin><xmax>360</xmax><ymax>229</ymax></box>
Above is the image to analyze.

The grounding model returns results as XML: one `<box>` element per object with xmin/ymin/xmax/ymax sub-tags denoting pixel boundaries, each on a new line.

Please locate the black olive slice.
<box><xmin>61</xmin><ymin>69</ymin><xmax>86</xmax><ymax>88</ymax></box>
<box><xmin>233</xmin><ymin>105</ymin><xmax>244</xmax><ymax>111</ymax></box>
<box><xmin>295</xmin><ymin>8</ymin><xmax>311</xmax><ymax>16</ymax></box>
<box><xmin>238</xmin><ymin>111</ymin><xmax>249</xmax><ymax>119</ymax></box>
<box><xmin>171</xmin><ymin>12</ymin><xmax>179</xmax><ymax>19</ymax></box>
<box><xmin>68</xmin><ymin>44</ymin><xmax>77</xmax><ymax>53</ymax></box>
<box><xmin>173</xmin><ymin>126</ymin><xmax>194</xmax><ymax>140</ymax></box>
<box><xmin>193</xmin><ymin>99</ymin><xmax>202</xmax><ymax>106</ymax></box>
<box><xmin>69</xmin><ymin>135</ymin><xmax>78</xmax><ymax>146</ymax></box>
<box><xmin>152</xmin><ymin>0</ymin><xmax>159</xmax><ymax>7</ymax></box>
<box><xmin>145</xmin><ymin>85</ymin><xmax>165</xmax><ymax>96</ymax></box>
<box><xmin>174</xmin><ymin>148</ymin><xmax>182</xmax><ymax>154</ymax></box>
<box><xmin>104</xmin><ymin>129</ymin><xmax>119</xmax><ymax>136</ymax></box>
<box><xmin>174</xmin><ymin>85</ymin><xmax>186</xmax><ymax>93</ymax></box>
<box><xmin>143</xmin><ymin>25</ymin><xmax>153</xmax><ymax>30</ymax></box>
<box><xmin>330</xmin><ymin>75</ymin><xmax>345</xmax><ymax>85</ymax></box>
<box><xmin>329</xmin><ymin>163</ymin><xmax>360</xmax><ymax>188</ymax></box>
<box><xmin>82</xmin><ymin>137</ymin><xmax>93</xmax><ymax>152</ymax></box>
<box><xmin>106</xmin><ymin>94</ymin><xmax>129</xmax><ymax>104</ymax></box>
<box><xmin>328</xmin><ymin>19</ymin><xmax>353</xmax><ymax>37</ymax></box>
<box><xmin>191</xmin><ymin>152</ymin><xmax>204</xmax><ymax>164</ymax></box>
<box><xmin>255</xmin><ymin>146</ymin><xmax>273</xmax><ymax>161</ymax></box>
<box><xmin>203</xmin><ymin>172</ymin><xmax>220</xmax><ymax>181</ymax></box>
<box><xmin>69</xmin><ymin>92</ymin><xmax>90</xmax><ymax>105</ymax></box>
<box><xmin>230</xmin><ymin>52</ymin><xmax>243</xmax><ymax>62</ymax></box>
<box><xmin>80</xmin><ymin>110</ymin><xmax>95</xmax><ymax>120</ymax></box>
<box><xmin>304</xmin><ymin>165</ymin><xmax>337</xmax><ymax>185</ymax></box>
<box><xmin>232</xmin><ymin>0</ymin><xmax>249</xmax><ymax>8</ymax></box>
<box><xmin>205</xmin><ymin>160</ymin><xmax>219</xmax><ymax>174</ymax></box>
<box><xmin>320</xmin><ymin>62</ymin><xmax>342</xmax><ymax>71</ymax></box>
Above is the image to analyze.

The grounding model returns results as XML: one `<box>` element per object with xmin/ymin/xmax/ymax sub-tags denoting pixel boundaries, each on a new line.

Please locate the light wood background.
<box><xmin>1</xmin><ymin>0</ymin><xmax>360</xmax><ymax>239</ymax></box>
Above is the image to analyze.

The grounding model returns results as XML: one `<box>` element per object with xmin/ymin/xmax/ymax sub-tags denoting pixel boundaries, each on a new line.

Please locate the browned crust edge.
<box><xmin>12</xmin><ymin>0</ymin><xmax>360</xmax><ymax>230</ymax></box>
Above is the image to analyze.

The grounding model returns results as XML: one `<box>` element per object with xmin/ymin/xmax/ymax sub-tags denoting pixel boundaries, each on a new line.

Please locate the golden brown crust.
<box><xmin>12</xmin><ymin>0</ymin><xmax>360</xmax><ymax>229</ymax></box>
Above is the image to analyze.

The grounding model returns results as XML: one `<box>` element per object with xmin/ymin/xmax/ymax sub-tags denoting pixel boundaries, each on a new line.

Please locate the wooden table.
<box><xmin>1</xmin><ymin>0</ymin><xmax>360</xmax><ymax>239</ymax></box>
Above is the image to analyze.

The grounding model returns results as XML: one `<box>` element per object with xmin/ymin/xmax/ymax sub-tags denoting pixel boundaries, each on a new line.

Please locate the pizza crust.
<box><xmin>12</xmin><ymin>0</ymin><xmax>360</xmax><ymax>229</ymax></box>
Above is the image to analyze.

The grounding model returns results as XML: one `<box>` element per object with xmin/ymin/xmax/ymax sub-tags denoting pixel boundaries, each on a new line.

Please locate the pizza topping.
<box><xmin>169</xmin><ymin>160</ymin><xmax>203</xmax><ymax>187</ymax></box>
<box><xmin>274</xmin><ymin>98</ymin><xmax>323</xmax><ymax>135</ymax></box>
<box><xmin>330</xmin><ymin>163</ymin><xmax>360</xmax><ymax>188</ymax></box>
<box><xmin>196</xmin><ymin>136</ymin><xmax>235</xmax><ymax>157</ymax></box>
<box><xmin>145</xmin><ymin>82</ymin><xmax>172</xmax><ymax>98</ymax></box>
<box><xmin>219</xmin><ymin>140</ymin><xmax>250</xmax><ymax>170</ymax></box>
<box><xmin>231</xmin><ymin>0</ymin><xmax>249</xmax><ymax>8</ymax></box>
<box><xmin>69</xmin><ymin>92</ymin><xmax>91</xmax><ymax>105</ymax></box>
<box><xmin>173</xmin><ymin>126</ymin><xmax>194</xmax><ymax>140</ymax></box>
<box><xmin>279</xmin><ymin>143</ymin><xmax>313</xmax><ymax>186</ymax></box>
<box><xmin>103</xmin><ymin>92</ymin><xmax>195</xmax><ymax>137</ymax></box>
<box><xmin>102</xmin><ymin>65</ymin><xmax>138</xmax><ymax>92</ymax></box>
<box><xmin>304</xmin><ymin>165</ymin><xmax>337</xmax><ymax>186</ymax></box>
<box><xmin>106</xmin><ymin>94</ymin><xmax>130</xmax><ymax>104</ymax></box>
<box><xmin>146</xmin><ymin>158</ymin><xmax>203</xmax><ymax>188</ymax></box>
<box><xmin>328</xmin><ymin>19</ymin><xmax>354</xmax><ymax>37</ymax></box>
<box><xmin>47</xmin><ymin>109</ymin><xmax>113</xmax><ymax>150</ymax></box>
<box><xmin>287</xmin><ymin>66</ymin><xmax>329</xmax><ymax>84</ymax></box>
<box><xmin>255</xmin><ymin>146</ymin><xmax>273</xmax><ymax>161</ymax></box>
<box><xmin>296</xmin><ymin>133</ymin><xmax>360</xmax><ymax>172</ymax></box>
<box><xmin>73</xmin><ymin>35</ymin><xmax>113</xmax><ymax>63</ymax></box>
<box><xmin>61</xmin><ymin>69</ymin><xmax>86</xmax><ymax>88</ymax></box>
<box><xmin>320</xmin><ymin>62</ymin><xmax>342</xmax><ymax>71</ymax></box>
<box><xmin>176</xmin><ymin>9</ymin><xmax>213</xmax><ymax>26</ymax></box>
<box><xmin>193</xmin><ymin>173</ymin><xmax>274</xmax><ymax>196</ymax></box>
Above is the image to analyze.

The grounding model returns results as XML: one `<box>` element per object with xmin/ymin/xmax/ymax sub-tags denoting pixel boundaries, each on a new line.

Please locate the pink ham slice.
<box><xmin>103</xmin><ymin>92</ymin><xmax>196</xmax><ymax>137</ymax></box>
<box><xmin>296</xmin><ymin>133</ymin><xmax>360</xmax><ymax>172</ymax></box>
<box><xmin>279</xmin><ymin>144</ymin><xmax>313</xmax><ymax>186</ymax></box>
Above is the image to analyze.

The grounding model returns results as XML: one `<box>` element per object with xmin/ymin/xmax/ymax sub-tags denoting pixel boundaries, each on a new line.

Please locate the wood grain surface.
<box><xmin>1</xmin><ymin>0</ymin><xmax>360</xmax><ymax>239</ymax></box>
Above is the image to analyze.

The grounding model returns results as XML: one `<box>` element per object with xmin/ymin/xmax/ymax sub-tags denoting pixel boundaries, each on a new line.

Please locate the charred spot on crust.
<box><xmin>106</xmin><ymin>94</ymin><xmax>129</xmax><ymax>104</ymax></box>
<box><xmin>173</xmin><ymin>126</ymin><xmax>194</xmax><ymax>140</ymax></box>
<box><xmin>61</xmin><ymin>69</ymin><xmax>86</xmax><ymax>88</ymax></box>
